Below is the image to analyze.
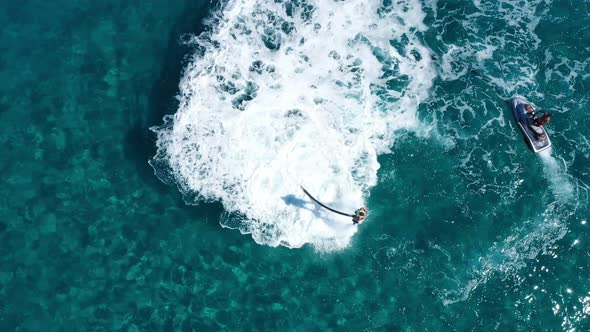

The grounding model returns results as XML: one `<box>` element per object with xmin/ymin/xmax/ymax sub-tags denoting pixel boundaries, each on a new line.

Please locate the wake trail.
<box><xmin>538</xmin><ymin>149</ymin><xmax>575</xmax><ymax>203</ymax></box>
<box><xmin>441</xmin><ymin>149</ymin><xmax>577</xmax><ymax>305</ymax></box>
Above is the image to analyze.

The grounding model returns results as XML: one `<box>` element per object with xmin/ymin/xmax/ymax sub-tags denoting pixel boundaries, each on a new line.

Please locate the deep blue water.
<box><xmin>1</xmin><ymin>0</ymin><xmax>589</xmax><ymax>331</ymax></box>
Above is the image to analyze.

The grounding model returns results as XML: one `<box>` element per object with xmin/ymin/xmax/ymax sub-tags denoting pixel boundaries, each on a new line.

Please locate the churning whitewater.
<box><xmin>151</xmin><ymin>0</ymin><xmax>435</xmax><ymax>249</ymax></box>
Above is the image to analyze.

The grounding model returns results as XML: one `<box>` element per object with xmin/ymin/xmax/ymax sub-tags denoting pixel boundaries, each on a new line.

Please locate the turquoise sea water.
<box><xmin>1</xmin><ymin>0</ymin><xmax>589</xmax><ymax>331</ymax></box>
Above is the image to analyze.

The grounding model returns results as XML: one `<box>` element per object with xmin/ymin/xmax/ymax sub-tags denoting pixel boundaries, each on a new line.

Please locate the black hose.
<box><xmin>300</xmin><ymin>186</ymin><xmax>354</xmax><ymax>217</ymax></box>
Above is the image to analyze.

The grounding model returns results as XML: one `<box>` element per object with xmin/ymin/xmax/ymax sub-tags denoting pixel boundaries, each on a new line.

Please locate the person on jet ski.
<box><xmin>524</xmin><ymin>104</ymin><xmax>551</xmax><ymax>140</ymax></box>
<box><xmin>524</xmin><ymin>104</ymin><xmax>552</xmax><ymax>127</ymax></box>
<box><xmin>533</xmin><ymin>111</ymin><xmax>551</xmax><ymax>127</ymax></box>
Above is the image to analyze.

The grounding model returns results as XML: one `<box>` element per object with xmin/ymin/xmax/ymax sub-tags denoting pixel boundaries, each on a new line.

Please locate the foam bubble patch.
<box><xmin>150</xmin><ymin>0</ymin><xmax>435</xmax><ymax>250</ymax></box>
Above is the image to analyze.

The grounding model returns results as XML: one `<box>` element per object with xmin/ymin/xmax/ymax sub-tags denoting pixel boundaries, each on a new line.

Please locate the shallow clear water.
<box><xmin>1</xmin><ymin>0</ymin><xmax>589</xmax><ymax>330</ymax></box>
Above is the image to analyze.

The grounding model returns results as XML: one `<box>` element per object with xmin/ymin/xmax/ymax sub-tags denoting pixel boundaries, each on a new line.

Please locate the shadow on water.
<box><xmin>282</xmin><ymin>194</ymin><xmax>308</xmax><ymax>208</ymax></box>
<box><xmin>282</xmin><ymin>195</ymin><xmax>326</xmax><ymax>219</ymax></box>
<box><xmin>124</xmin><ymin>0</ymin><xmax>224</xmax><ymax>220</ymax></box>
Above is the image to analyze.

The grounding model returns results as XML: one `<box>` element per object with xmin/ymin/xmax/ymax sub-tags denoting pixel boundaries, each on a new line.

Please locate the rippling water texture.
<box><xmin>1</xmin><ymin>0</ymin><xmax>589</xmax><ymax>330</ymax></box>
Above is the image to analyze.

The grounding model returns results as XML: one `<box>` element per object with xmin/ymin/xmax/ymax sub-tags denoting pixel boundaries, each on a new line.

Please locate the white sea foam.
<box><xmin>151</xmin><ymin>0</ymin><xmax>435</xmax><ymax>250</ymax></box>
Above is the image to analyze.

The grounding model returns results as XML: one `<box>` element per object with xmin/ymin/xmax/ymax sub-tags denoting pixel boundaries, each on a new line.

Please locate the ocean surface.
<box><xmin>1</xmin><ymin>0</ymin><xmax>589</xmax><ymax>330</ymax></box>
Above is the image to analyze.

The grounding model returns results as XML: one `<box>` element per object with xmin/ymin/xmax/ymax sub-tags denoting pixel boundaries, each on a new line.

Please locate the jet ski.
<box><xmin>509</xmin><ymin>96</ymin><xmax>552</xmax><ymax>153</ymax></box>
